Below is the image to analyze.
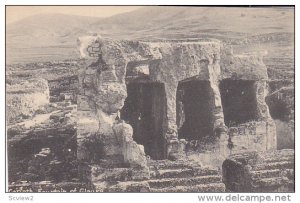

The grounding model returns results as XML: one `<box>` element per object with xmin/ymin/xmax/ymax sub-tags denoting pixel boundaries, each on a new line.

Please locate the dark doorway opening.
<box><xmin>120</xmin><ymin>82</ymin><xmax>166</xmax><ymax>160</ymax></box>
<box><xmin>219</xmin><ymin>80</ymin><xmax>258</xmax><ymax>126</ymax></box>
<box><xmin>176</xmin><ymin>80</ymin><xmax>215</xmax><ymax>141</ymax></box>
<box><xmin>266</xmin><ymin>96</ymin><xmax>289</xmax><ymax>122</ymax></box>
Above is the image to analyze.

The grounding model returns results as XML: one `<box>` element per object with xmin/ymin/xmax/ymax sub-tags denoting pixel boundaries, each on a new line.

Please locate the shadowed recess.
<box><xmin>177</xmin><ymin>80</ymin><xmax>215</xmax><ymax>141</ymax></box>
<box><xmin>219</xmin><ymin>80</ymin><xmax>258</xmax><ymax>126</ymax></box>
<box><xmin>120</xmin><ymin>82</ymin><xmax>167</xmax><ymax>160</ymax></box>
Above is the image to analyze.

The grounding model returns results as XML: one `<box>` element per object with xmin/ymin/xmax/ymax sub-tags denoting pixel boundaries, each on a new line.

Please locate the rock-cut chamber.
<box><xmin>176</xmin><ymin>80</ymin><xmax>215</xmax><ymax>141</ymax></box>
<box><xmin>219</xmin><ymin>79</ymin><xmax>258</xmax><ymax>126</ymax></box>
<box><xmin>120</xmin><ymin>82</ymin><xmax>167</xmax><ymax>160</ymax></box>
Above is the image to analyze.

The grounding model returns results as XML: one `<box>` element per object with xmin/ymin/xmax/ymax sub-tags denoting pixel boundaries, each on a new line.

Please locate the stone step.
<box><xmin>151</xmin><ymin>168</ymin><xmax>194</xmax><ymax>179</ymax></box>
<box><xmin>148</xmin><ymin>160</ymin><xmax>193</xmax><ymax>170</ymax></box>
<box><xmin>262</xmin><ymin>156</ymin><xmax>294</xmax><ymax>163</ymax></box>
<box><xmin>249</xmin><ymin>169</ymin><xmax>282</xmax><ymax>179</ymax></box>
<box><xmin>105</xmin><ymin>181</ymin><xmax>150</xmax><ymax>192</ymax></box>
<box><xmin>151</xmin><ymin>167</ymin><xmax>220</xmax><ymax>179</ymax></box>
<box><xmin>250</xmin><ymin>168</ymin><xmax>294</xmax><ymax>181</ymax></box>
<box><xmin>94</xmin><ymin>181</ymin><xmax>150</xmax><ymax>192</ymax></box>
<box><xmin>193</xmin><ymin>167</ymin><xmax>220</xmax><ymax>176</ymax></box>
<box><xmin>150</xmin><ymin>183</ymin><xmax>225</xmax><ymax>192</ymax></box>
<box><xmin>148</xmin><ymin>175</ymin><xmax>222</xmax><ymax>188</ymax></box>
<box><xmin>252</xmin><ymin>177</ymin><xmax>293</xmax><ymax>188</ymax></box>
<box><xmin>261</xmin><ymin>150</ymin><xmax>294</xmax><ymax>159</ymax></box>
<box><xmin>253</xmin><ymin>161</ymin><xmax>294</xmax><ymax>171</ymax></box>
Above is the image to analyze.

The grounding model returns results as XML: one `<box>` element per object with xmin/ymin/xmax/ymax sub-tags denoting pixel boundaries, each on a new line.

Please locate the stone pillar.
<box><xmin>254</xmin><ymin>81</ymin><xmax>277</xmax><ymax>150</ymax></box>
<box><xmin>208</xmin><ymin>59</ymin><xmax>230</xmax><ymax>163</ymax></box>
<box><xmin>218</xmin><ymin>126</ymin><xmax>230</xmax><ymax>157</ymax></box>
<box><xmin>77</xmin><ymin>36</ymin><xmax>151</xmax><ymax>173</ymax></box>
<box><xmin>164</xmin><ymin>82</ymin><xmax>186</xmax><ymax>160</ymax></box>
<box><xmin>164</xmin><ymin>82</ymin><xmax>178</xmax><ymax>137</ymax></box>
<box><xmin>208</xmin><ymin>63</ymin><xmax>225</xmax><ymax>125</ymax></box>
<box><xmin>207</xmin><ymin>60</ymin><xmax>228</xmax><ymax>157</ymax></box>
<box><xmin>255</xmin><ymin>81</ymin><xmax>271</xmax><ymax>119</ymax></box>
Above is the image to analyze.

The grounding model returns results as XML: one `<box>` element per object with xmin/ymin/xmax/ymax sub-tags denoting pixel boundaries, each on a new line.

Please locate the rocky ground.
<box><xmin>7</xmin><ymin>98</ymin><xmax>80</xmax><ymax>190</ymax></box>
<box><xmin>6</xmin><ymin>71</ymin><xmax>83</xmax><ymax>192</ymax></box>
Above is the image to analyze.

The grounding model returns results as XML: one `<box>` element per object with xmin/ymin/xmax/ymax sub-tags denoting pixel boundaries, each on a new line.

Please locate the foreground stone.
<box><xmin>222</xmin><ymin>149</ymin><xmax>294</xmax><ymax>192</ymax></box>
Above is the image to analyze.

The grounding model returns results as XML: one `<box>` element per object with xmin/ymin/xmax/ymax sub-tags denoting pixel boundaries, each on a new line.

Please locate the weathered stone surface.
<box><xmin>95</xmin><ymin>83</ymin><xmax>127</xmax><ymax>114</ymax></box>
<box><xmin>148</xmin><ymin>158</ymin><xmax>224</xmax><ymax>192</ymax></box>
<box><xmin>227</xmin><ymin>120</ymin><xmax>276</xmax><ymax>153</ymax></box>
<box><xmin>77</xmin><ymin>37</ymin><xmax>275</xmax><ymax>164</ymax></box>
<box><xmin>76</xmin><ymin>36</ymin><xmax>280</xmax><ymax>192</ymax></box>
<box><xmin>7</xmin><ymin>78</ymin><xmax>50</xmax><ymax>123</ymax></box>
<box><xmin>220</xmin><ymin>46</ymin><xmax>269</xmax><ymax>80</ymax></box>
<box><xmin>222</xmin><ymin>149</ymin><xmax>294</xmax><ymax>192</ymax></box>
<box><xmin>113</xmin><ymin>121</ymin><xmax>148</xmax><ymax>168</ymax></box>
<box><xmin>150</xmin><ymin>183</ymin><xmax>225</xmax><ymax>192</ymax></box>
<box><xmin>89</xmin><ymin>165</ymin><xmax>150</xmax><ymax>192</ymax></box>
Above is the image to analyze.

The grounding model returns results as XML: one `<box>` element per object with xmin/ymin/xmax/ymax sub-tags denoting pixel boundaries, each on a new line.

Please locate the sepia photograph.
<box><xmin>5</xmin><ymin>5</ymin><xmax>295</xmax><ymax>194</ymax></box>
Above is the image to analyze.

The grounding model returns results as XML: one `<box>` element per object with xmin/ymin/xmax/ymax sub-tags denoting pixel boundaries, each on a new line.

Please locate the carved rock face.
<box><xmin>95</xmin><ymin>82</ymin><xmax>127</xmax><ymax>114</ymax></box>
<box><xmin>113</xmin><ymin>122</ymin><xmax>148</xmax><ymax>168</ymax></box>
<box><xmin>77</xmin><ymin>37</ymin><xmax>275</xmax><ymax>166</ymax></box>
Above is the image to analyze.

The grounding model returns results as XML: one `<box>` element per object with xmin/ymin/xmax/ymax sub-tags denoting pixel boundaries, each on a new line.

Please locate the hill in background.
<box><xmin>6</xmin><ymin>6</ymin><xmax>294</xmax><ymax>64</ymax></box>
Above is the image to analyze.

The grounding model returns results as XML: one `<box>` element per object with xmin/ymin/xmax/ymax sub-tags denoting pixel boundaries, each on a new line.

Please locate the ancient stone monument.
<box><xmin>76</xmin><ymin>35</ymin><xmax>277</xmax><ymax>191</ymax></box>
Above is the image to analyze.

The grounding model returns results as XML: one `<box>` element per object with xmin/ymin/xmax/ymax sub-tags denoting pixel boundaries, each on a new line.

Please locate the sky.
<box><xmin>6</xmin><ymin>6</ymin><xmax>142</xmax><ymax>24</ymax></box>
